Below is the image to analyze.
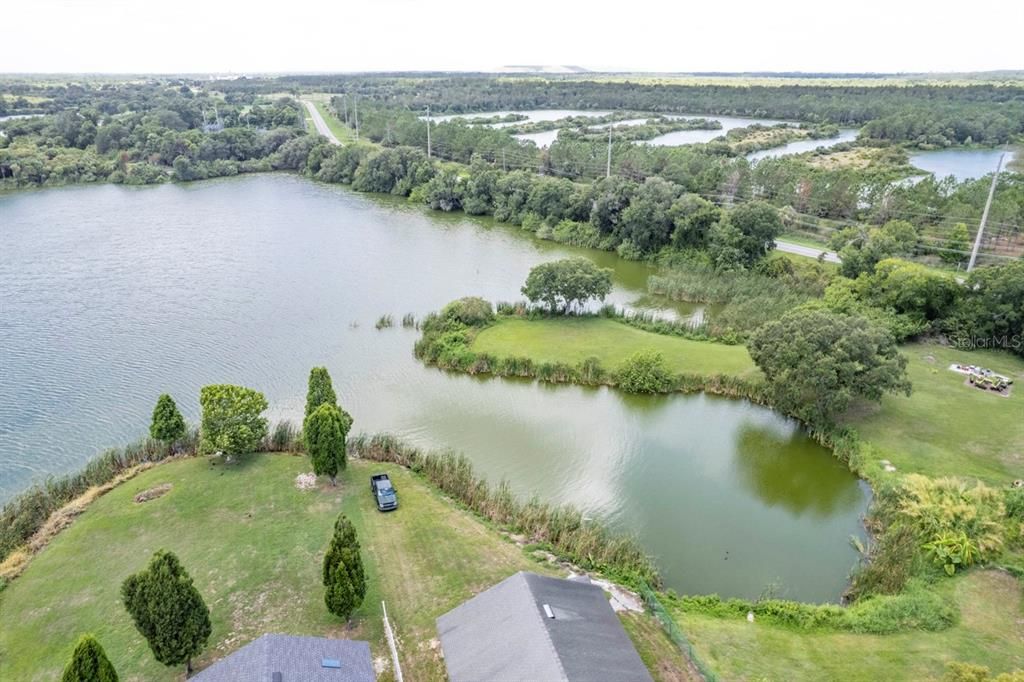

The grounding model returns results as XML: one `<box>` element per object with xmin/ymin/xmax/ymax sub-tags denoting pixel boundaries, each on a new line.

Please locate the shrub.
<box><xmin>897</xmin><ymin>475</ymin><xmax>1006</xmax><ymax>571</ymax></box>
<box><xmin>615</xmin><ymin>351</ymin><xmax>673</xmax><ymax>394</ymax></box>
<box><xmin>61</xmin><ymin>634</ymin><xmax>119</xmax><ymax>682</ymax></box>
<box><xmin>149</xmin><ymin>394</ymin><xmax>186</xmax><ymax>444</ymax></box>
<box><xmin>845</xmin><ymin>581</ymin><xmax>957</xmax><ymax>634</ymax></box>
<box><xmin>441</xmin><ymin>297</ymin><xmax>494</xmax><ymax>327</ymax></box>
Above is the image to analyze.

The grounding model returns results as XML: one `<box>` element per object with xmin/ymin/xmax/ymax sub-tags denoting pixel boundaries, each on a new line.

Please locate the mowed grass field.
<box><xmin>471</xmin><ymin>317</ymin><xmax>762</xmax><ymax>379</ymax></box>
<box><xmin>846</xmin><ymin>343</ymin><xmax>1024</xmax><ymax>483</ymax></box>
<box><xmin>676</xmin><ymin>569</ymin><xmax>1024</xmax><ymax>681</ymax></box>
<box><xmin>0</xmin><ymin>454</ymin><xmax>691</xmax><ymax>681</ymax></box>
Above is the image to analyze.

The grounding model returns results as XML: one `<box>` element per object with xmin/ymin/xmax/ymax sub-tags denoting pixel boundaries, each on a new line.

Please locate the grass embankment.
<box><xmin>0</xmin><ymin>454</ymin><xmax>691</xmax><ymax>681</ymax></box>
<box><xmin>472</xmin><ymin>316</ymin><xmax>761</xmax><ymax>379</ymax></box>
<box><xmin>673</xmin><ymin>570</ymin><xmax>1024</xmax><ymax>681</ymax></box>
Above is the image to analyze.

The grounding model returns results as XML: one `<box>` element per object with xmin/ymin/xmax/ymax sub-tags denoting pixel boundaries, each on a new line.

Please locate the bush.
<box><xmin>441</xmin><ymin>297</ymin><xmax>494</xmax><ymax>327</ymax></box>
<box><xmin>615</xmin><ymin>351</ymin><xmax>674</xmax><ymax>394</ymax></box>
<box><xmin>671</xmin><ymin>579</ymin><xmax>955</xmax><ymax>635</ymax></box>
<box><xmin>845</xmin><ymin>582</ymin><xmax>957</xmax><ymax>634</ymax></box>
<box><xmin>897</xmin><ymin>474</ymin><xmax>1006</xmax><ymax>573</ymax></box>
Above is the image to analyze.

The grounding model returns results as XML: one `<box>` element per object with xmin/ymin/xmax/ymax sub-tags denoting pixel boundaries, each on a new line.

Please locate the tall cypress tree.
<box><xmin>121</xmin><ymin>550</ymin><xmax>211</xmax><ymax>675</ymax></box>
<box><xmin>61</xmin><ymin>634</ymin><xmax>118</xmax><ymax>682</ymax></box>
<box><xmin>304</xmin><ymin>403</ymin><xmax>348</xmax><ymax>484</ymax></box>
<box><xmin>305</xmin><ymin>367</ymin><xmax>338</xmax><ymax>418</ymax></box>
<box><xmin>322</xmin><ymin>514</ymin><xmax>366</xmax><ymax>620</ymax></box>
<box><xmin>149</xmin><ymin>394</ymin><xmax>186</xmax><ymax>444</ymax></box>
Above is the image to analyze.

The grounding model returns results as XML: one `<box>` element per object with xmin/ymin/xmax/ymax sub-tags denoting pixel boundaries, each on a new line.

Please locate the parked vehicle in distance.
<box><xmin>370</xmin><ymin>473</ymin><xmax>398</xmax><ymax>511</ymax></box>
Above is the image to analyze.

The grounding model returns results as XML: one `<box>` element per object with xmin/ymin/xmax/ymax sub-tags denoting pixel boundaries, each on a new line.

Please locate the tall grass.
<box><xmin>348</xmin><ymin>432</ymin><xmax>660</xmax><ymax>586</ymax></box>
<box><xmin>648</xmin><ymin>259</ymin><xmax>827</xmax><ymax>337</ymax></box>
<box><xmin>375</xmin><ymin>314</ymin><xmax>394</xmax><ymax>330</ymax></box>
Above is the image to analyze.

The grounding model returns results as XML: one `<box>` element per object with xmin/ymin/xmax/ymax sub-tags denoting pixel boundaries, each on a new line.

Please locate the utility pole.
<box><xmin>426</xmin><ymin>106</ymin><xmax>431</xmax><ymax>159</ymax></box>
<box><xmin>354</xmin><ymin>95</ymin><xmax>359</xmax><ymax>142</ymax></box>
<box><xmin>606</xmin><ymin>127</ymin><xmax>612</xmax><ymax>178</ymax></box>
<box><xmin>967</xmin><ymin>153</ymin><xmax>1005</xmax><ymax>272</ymax></box>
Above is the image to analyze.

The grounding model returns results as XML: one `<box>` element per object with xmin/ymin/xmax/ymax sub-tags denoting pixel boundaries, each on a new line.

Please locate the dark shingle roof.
<box><xmin>191</xmin><ymin>634</ymin><xmax>375</xmax><ymax>682</ymax></box>
<box><xmin>437</xmin><ymin>572</ymin><xmax>654</xmax><ymax>682</ymax></box>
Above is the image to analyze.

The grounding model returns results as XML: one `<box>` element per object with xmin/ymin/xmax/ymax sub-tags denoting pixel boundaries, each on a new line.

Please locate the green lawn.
<box><xmin>471</xmin><ymin>317</ymin><xmax>762</xmax><ymax>379</ymax></box>
<box><xmin>847</xmin><ymin>343</ymin><xmax>1024</xmax><ymax>483</ymax></box>
<box><xmin>675</xmin><ymin>569</ymin><xmax>1024</xmax><ymax>681</ymax></box>
<box><xmin>0</xmin><ymin>454</ymin><xmax>691</xmax><ymax>681</ymax></box>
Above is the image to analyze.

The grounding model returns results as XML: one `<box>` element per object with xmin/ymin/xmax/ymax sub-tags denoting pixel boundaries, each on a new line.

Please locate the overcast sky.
<box><xmin>4</xmin><ymin>0</ymin><xmax>1022</xmax><ymax>74</ymax></box>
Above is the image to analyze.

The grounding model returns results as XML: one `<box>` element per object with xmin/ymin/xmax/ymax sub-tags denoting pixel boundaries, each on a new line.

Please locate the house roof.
<box><xmin>437</xmin><ymin>572</ymin><xmax>654</xmax><ymax>682</ymax></box>
<box><xmin>191</xmin><ymin>634</ymin><xmax>375</xmax><ymax>682</ymax></box>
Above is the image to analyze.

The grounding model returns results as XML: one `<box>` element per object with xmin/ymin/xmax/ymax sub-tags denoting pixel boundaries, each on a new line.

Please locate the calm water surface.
<box><xmin>910</xmin><ymin>148</ymin><xmax>1016</xmax><ymax>182</ymax></box>
<box><xmin>0</xmin><ymin>175</ymin><xmax>869</xmax><ymax>601</ymax></box>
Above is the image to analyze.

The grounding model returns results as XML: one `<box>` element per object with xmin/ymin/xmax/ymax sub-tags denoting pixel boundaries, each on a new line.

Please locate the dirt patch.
<box><xmin>294</xmin><ymin>472</ymin><xmax>317</xmax><ymax>490</ymax></box>
<box><xmin>134</xmin><ymin>483</ymin><xmax>172</xmax><ymax>503</ymax></box>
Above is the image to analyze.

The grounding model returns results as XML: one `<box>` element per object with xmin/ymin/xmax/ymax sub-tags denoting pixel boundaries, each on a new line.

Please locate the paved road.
<box><xmin>774</xmin><ymin>239</ymin><xmax>841</xmax><ymax>263</ymax></box>
<box><xmin>302</xmin><ymin>100</ymin><xmax>341</xmax><ymax>145</ymax></box>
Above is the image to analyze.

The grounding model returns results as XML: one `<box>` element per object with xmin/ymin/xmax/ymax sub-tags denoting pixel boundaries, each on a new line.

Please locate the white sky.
<box><xmin>3</xmin><ymin>0</ymin><xmax>1022</xmax><ymax>74</ymax></box>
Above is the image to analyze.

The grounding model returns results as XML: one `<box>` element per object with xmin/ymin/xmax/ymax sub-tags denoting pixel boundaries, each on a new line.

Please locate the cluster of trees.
<box><xmin>0</xmin><ymin>82</ymin><xmax>305</xmax><ymax>188</ymax></box>
<box><xmin>311</xmin><ymin>99</ymin><xmax>1023</xmax><ymax>249</ymax></box>
<box><xmin>72</xmin><ymin>372</ymin><xmax>360</xmax><ymax>679</ymax></box>
<box><xmin>304</xmin><ymin>367</ymin><xmax>353</xmax><ymax>485</ymax></box>
<box><xmin>306</xmin><ymin>136</ymin><xmax>790</xmax><ymax>267</ymax></box>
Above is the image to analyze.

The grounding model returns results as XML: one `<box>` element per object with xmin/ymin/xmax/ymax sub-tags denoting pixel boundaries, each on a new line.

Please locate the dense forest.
<box><xmin>216</xmin><ymin>74</ymin><xmax>1024</xmax><ymax>147</ymax></box>
<box><xmin>0</xmin><ymin>81</ymin><xmax>306</xmax><ymax>185</ymax></box>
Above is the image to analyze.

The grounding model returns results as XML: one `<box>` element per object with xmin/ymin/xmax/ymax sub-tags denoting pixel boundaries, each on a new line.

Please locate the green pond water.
<box><xmin>0</xmin><ymin>174</ymin><xmax>870</xmax><ymax>601</ymax></box>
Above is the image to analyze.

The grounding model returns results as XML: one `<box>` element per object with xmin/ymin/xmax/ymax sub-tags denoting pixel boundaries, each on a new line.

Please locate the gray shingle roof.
<box><xmin>191</xmin><ymin>634</ymin><xmax>375</xmax><ymax>682</ymax></box>
<box><xmin>437</xmin><ymin>572</ymin><xmax>654</xmax><ymax>682</ymax></box>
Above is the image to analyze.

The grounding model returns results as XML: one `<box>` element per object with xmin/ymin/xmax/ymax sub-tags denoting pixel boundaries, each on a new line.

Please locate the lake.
<box><xmin>0</xmin><ymin>174</ymin><xmax>869</xmax><ymax>601</ymax></box>
<box><xmin>910</xmin><ymin>148</ymin><xmax>1016</xmax><ymax>182</ymax></box>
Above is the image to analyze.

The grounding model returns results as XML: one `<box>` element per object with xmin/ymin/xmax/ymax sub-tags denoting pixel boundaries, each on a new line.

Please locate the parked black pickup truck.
<box><xmin>370</xmin><ymin>473</ymin><xmax>398</xmax><ymax>511</ymax></box>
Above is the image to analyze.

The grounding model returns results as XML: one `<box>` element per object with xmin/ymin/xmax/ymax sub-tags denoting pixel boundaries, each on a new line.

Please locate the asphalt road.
<box><xmin>302</xmin><ymin>100</ymin><xmax>341</xmax><ymax>145</ymax></box>
<box><xmin>774</xmin><ymin>239</ymin><xmax>841</xmax><ymax>263</ymax></box>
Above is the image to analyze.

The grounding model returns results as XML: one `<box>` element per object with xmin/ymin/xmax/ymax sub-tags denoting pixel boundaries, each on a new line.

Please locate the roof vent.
<box><xmin>542</xmin><ymin>604</ymin><xmax>555</xmax><ymax>619</ymax></box>
<box><xmin>322</xmin><ymin>658</ymin><xmax>342</xmax><ymax>668</ymax></box>
<box><xmin>272</xmin><ymin>673</ymin><xmax>282</xmax><ymax>682</ymax></box>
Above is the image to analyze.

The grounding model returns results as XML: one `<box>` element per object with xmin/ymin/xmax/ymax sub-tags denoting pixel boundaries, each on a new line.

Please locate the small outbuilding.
<box><xmin>191</xmin><ymin>633</ymin><xmax>375</xmax><ymax>682</ymax></box>
<box><xmin>437</xmin><ymin>571</ymin><xmax>654</xmax><ymax>682</ymax></box>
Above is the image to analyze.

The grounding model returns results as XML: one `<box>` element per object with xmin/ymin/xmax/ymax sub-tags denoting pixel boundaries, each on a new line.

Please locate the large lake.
<box><xmin>0</xmin><ymin>175</ymin><xmax>869</xmax><ymax>601</ymax></box>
